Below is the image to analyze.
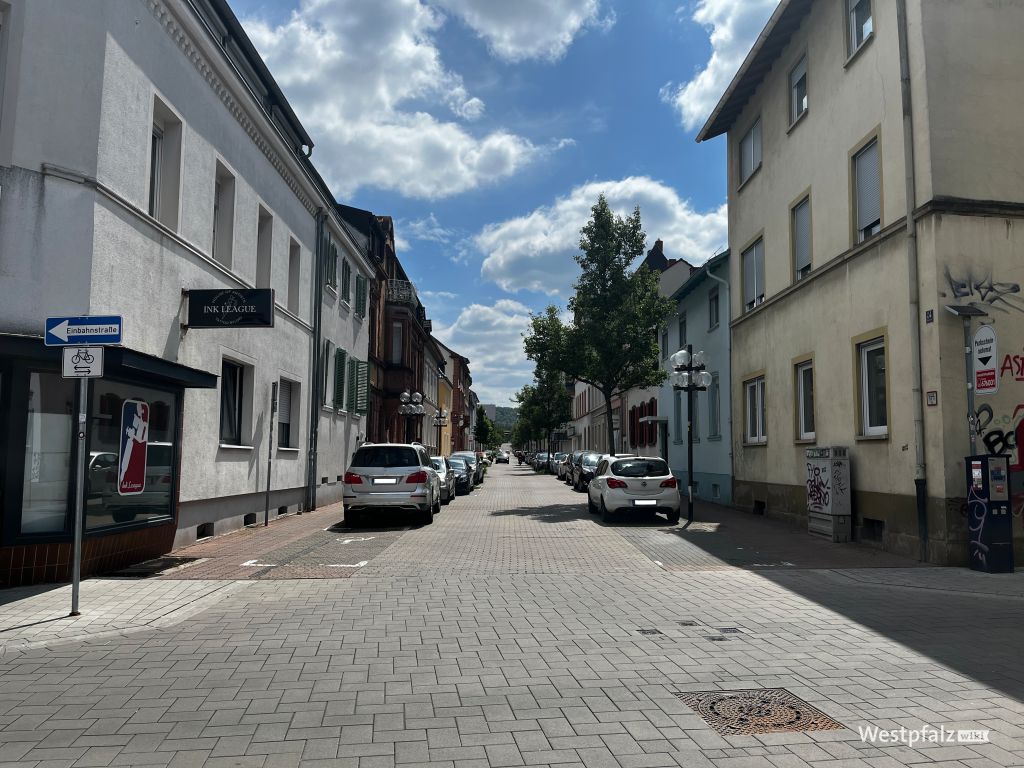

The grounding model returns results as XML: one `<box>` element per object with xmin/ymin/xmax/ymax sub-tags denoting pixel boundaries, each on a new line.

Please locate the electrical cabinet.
<box><xmin>806</xmin><ymin>446</ymin><xmax>851</xmax><ymax>543</ymax></box>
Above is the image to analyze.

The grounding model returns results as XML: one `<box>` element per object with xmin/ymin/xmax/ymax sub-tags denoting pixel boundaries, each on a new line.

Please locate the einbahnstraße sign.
<box><xmin>186</xmin><ymin>288</ymin><xmax>275</xmax><ymax>329</ymax></box>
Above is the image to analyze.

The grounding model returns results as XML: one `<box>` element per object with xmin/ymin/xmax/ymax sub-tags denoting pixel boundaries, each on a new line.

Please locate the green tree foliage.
<box><xmin>473</xmin><ymin>405</ymin><xmax>491</xmax><ymax>447</ymax></box>
<box><xmin>493</xmin><ymin>406</ymin><xmax>519</xmax><ymax>430</ymax></box>
<box><xmin>523</xmin><ymin>194</ymin><xmax>675</xmax><ymax>455</ymax></box>
<box><xmin>512</xmin><ymin>366</ymin><xmax>572</xmax><ymax>458</ymax></box>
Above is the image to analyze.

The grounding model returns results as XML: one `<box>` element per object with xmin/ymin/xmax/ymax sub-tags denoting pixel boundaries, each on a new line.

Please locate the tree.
<box><xmin>524</xmin><ymin>195</ymin><xmax>674</xmax><ymax>456</ymax></box>
<box><xmin>473</xmin><ymin>405</ymin><xmax>491</xmax><ymax>447</ymax></box>
<box><xmin>513</xmin><ymin>366</ymin><xmax>572</xmax><ymax>462</ymax></box>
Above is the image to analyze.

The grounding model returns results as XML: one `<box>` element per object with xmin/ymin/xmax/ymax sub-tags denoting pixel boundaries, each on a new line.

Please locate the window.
<box><xmin>220</xmin><ymin>361</ymin><xmax>244</xmax><ymax>445</ymax></box>
<box><xmin>21</xmin><ymin>373</ymin><xmax>76</xmax><ymax>534</ymax></box>
<box><xmin>709</xmin><ymin>288</ymin><xmax>719</xmax><ymax>329</ymax></box>
<box><xmin>324</xmin><ymin>233</ymin><xmax>338</xmax><ymax>290</ymax></box>
<box><xmin>147</xmin><ymin>97</ymin><xmax>182</xmax><ymax>230</ymax></box>
<box><xmin>848</xmin><ymin>0</ymin><xmax>873</xmax><ymax>54</ymax></box>
<box><xmin>854</xmin><ymin>140</ymin><xmax>880</xmax><ymax>243</ymax></box>
<box><xmin>278</xmin><ymin>380</ymin><xmax>293</xmax><ymax>448</ymax></box>
<box><xmin>321</xmin><ymin>339</ymin><xmax>334</xmax><ymax>406</ymax></box>
<box><xmin>341</xmin><ymin>258</ymin><xmax>351</xmax><ymax>302</ymax></box>
<box><xmin>212</xmin><ymin>161</ymin><xmax>235</xmax><ymax>267</ymax></box>
<box><xmin>391</xmin><ymin>322</ymin><xmax>403</xmax><ymax>365</ymax></box>
<box><xmin>678</xmin><ymin>313</ymin><xmax>686</xmax><ymax>348</ymax></box>
<box><xmin>742</xmin><ymin>239</ymin><xmax>765</xmax><ymax>312</ymax></box>
<box><xmin>793</xmin><ymin>196</ymin><xmax>811</xmax><ymax>280</ymax></box>
<box><xmin>348</xmin><ymin>357</ymin><xmax>370</xmax><ymax>415</ymax></box>
<box><xmin>860</xmin><ymin>338</ymin><xmax>887</xmax><ymax>436</ymax></box>
<box><xmin>660</xmin><ymin>328</ymin><xmax>668</xmax><ymax>359</ymax></box>
<box><xmin>256</xmin><ymin>206</ymin><xmax>273</xmax><ymax>289</ymax></box>
<box><xmin>356</xmin><ymin>274</ymin><xmax>368</xmax><ymax>318</ymax></box>
<box><xmin>709</xmin><ymin>374</ymin><xmax>721</xmax><ymax>438</ymax></box>
<box><xmin>745</xmin><ymin>375</ymin><xmax>766</xmax><ymax>443</ymax></box>
<box><xmin>790</xmin><ymin>57</ymin><xmax>807</xmax><ymax>124</ymax></box>
<box><xmin>334</xmin><ymin>349</ymin><xmax>347</xmax><ymax>409</ymax></box>
<box><xmin>287</xmin><ymin>240</ymin><xmax>301</xmax><ymax>314</ymax></box>
<box><xmin>739</xmin><ymin>119</ymin><xmax>761</xmax><ymax>185</ymax></box>
<box><xmin>797</xmin><ymin>361</ymin><xmax>815</xmax><ymax>440</ymax></box>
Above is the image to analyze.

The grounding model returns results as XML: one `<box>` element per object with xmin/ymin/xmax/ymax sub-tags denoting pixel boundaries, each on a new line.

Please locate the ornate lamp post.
<box><xmin>436</xmin><ymin>408</ymin><xmax>448</xmax><ymax>455</ymax></box>
<box><xmin>396</xmin><ymin>391</ymin><xmax>424</xmax><ymax>443</ymax></box>
<box><xmin>669</xmin><ymin>345</ymin><xmax>713</xmax><ymax>523</ymax></box>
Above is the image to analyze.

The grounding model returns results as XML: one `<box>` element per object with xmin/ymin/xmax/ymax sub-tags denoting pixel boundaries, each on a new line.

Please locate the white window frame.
<box><xmin>739</xmin><ymin>118</ymin><xmax>762</xmax><ymax>185</ymax></box>
<box><xmin>742</xmin><ymin>238</ymin><xmax>765</xmax><ymax>312</ymax></box>
<box><xmin>709</xmin><ymin>288</ymin><xmax>719</xmax><ymax>329</ymax></box>
<box><xmin>790</xmin><ymin>56</ymin><xmax>807</xmax><ymax>124</ymax></box>
<box><xmin>796</xmin><ymin>361</ymin><xmax>815</xmax><ymax>440</ymax></box>
<box><xmin>793</xmin><ymin>196</ymin><xmax>811</xmax><ymax>281</ymax></box>
<box><xmin>848</xmin><ymin>0</ymin><xmax>873</xmax><ymax>55</ymax></box>
<box><xmin>854</xmin><ymin>139</ymin><xmax>881</xmax><ymax>243</ymax></box>
<box><xmin>745</xmin><ymin>375</ymin><xmax>766</xmax><ymax>444</ymax></box>
<box><xmin>860</xmin><ymin>338</ymin><xmax>887</xmax><ymax>436</ymax></box>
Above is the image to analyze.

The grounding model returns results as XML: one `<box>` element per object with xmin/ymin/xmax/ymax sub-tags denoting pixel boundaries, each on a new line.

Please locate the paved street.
<box><xmin>1</xmin><ymin>463</ymin><xmax>1023</xmax><ymax>768</ymax></box>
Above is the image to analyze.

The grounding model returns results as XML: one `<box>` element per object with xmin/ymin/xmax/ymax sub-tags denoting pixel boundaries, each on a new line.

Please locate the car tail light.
<box><xmin>406</xmin><ymin>471</ymin><xmax>428</xmax><ymax>484</ymax></box>
<box><xmin>160</xmin><ymin>475</ymin><xmax>171</xmax><ymax>484</ymax></box>
<box><xmin>343</xmin><ymin>472</ymin><xmax>362</xmax><ymax>484</ymax></box>
<box><xmin>105</xmin><ymin>471</ymin><xmax>116</xmax><ymax>483</ymax></box>
<box><xmin>607</xmin><ymin>478</ymin><xmax>628</xmax><ymax>489</ymax></box>
<box><xmin>660</xmin><ymin>477</ymin><xmax>677</xmax><ymax>488</ymax></box>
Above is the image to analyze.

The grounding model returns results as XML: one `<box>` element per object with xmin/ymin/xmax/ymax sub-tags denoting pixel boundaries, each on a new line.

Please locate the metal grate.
<box><xmin>675</xmin><ymin>689</ymin><xmax>844</xmax><ymax>735</ymax></box>
<box><xmin>638</xmin><ymin>629</ymin><xmax>663</xmax><ymax>635</ymax></box>
<box><xmin>706</xmin><ymin>636</ymin><xmax>728</xmax><ymax>642</ymax></box>
<box><xmin>677</xmin><ymin>621</ymin><xmax>699</xmax><ymax>626</ymax></box>
<box><xmin>718</xmin><ymin>628</ymin><xmax>741</xmax><ymax>633</ymax></box>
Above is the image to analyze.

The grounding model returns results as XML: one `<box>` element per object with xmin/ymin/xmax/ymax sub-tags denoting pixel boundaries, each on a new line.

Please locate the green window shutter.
<box><xmin>342</xmin><ymin>259</ymin><xmax>351</xmax><ymax>302</ymax></box>
<box><xmin>348</xmin><ymin>357</ymin><xmax>359</xmax><ymax>411</ymax></box>
<box><xmin>322</xmin><ymin>340</ymin><xmax>331</xmax><ymax>405</ymax></box>
<box><xmin>356</xmin><ymin>274</ymin><xmax>367</xmax><ymax>317</ymax></box>
<box><xmin>357</xmin><ymin>360</ymin><xmax>370</xmax><ymax>414</ymax></box>
<box><xmin>333</xmin><ymin>349</ymin><xmax>346</xmax><ymax>408</ymax></box>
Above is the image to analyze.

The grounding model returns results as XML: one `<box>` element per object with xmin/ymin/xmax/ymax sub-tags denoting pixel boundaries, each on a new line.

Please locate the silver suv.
<box><xmin>343</xmin><ymin>443</ymin><xmax>441</xmax><ymax>526</ymax></box>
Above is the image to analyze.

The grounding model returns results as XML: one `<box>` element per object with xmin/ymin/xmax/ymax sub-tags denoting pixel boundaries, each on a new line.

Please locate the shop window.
<box><xmin>220</xmin><ymin>360</ymin><xmax>244</xmax><ymax>444</ymax></box>
<box><xmin>21</xmin><ymin>373</ymin><xmax>75</xmax><ymax>534</ymax></box>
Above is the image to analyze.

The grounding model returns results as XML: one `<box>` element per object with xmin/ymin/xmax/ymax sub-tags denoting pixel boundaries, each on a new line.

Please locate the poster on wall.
<box><xmin>118</xmin><ymin>400</ymin><xmax>149</xmax><ymax>496</ymax></box>
<box><xmin>973</xmin><ymin>325</ymin><xmax>998</xmax><ymax>395</ymax></box>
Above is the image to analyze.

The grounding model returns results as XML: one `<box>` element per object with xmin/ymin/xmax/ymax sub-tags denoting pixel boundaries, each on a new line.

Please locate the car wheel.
<box><xmin>420</xmin><ymin>504</ymin><xmax>434</xmax><ymax>526</ymax></box>
<box><xmin>667</xmin><ymin>510</ymin><xmax>680</xmax><ymax>525</ymax></box>
<box><xmin>600</xmin><ymin>497</ymin><xmax>614</xmax><ymax>524</ymax></box>
<box><xmin>433</xmin><ymin>495</ymin><xmax>441</xmax><ymax>515</ymax></box>
<box><xmin>587</xmin><ymin>491</ymin><xmax>597</xmax><ymax>515</ymax></box>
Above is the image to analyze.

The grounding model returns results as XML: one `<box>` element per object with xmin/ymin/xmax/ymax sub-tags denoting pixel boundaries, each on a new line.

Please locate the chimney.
<box><xmin>655</xmin><ymin>239</ymin><xmax>664</xmax><ymax>251</ymax></box>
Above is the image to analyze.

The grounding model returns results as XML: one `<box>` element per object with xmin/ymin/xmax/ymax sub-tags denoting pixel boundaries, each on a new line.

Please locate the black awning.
<box><xmin>0</xmin><ymin>334</ymin><xmax>217</xmax><ymax>389</ymax></box>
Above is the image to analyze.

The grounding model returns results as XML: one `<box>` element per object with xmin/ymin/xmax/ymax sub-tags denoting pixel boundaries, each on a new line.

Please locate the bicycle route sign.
<box><xmin>61</xmin><ymin>346</ymin><xmax>104</xmax><ymax>378</ymax></box>
<box><xmin>45</xmin><ymin>315</ymin><xmax>122</xmax><ymax>346</ymax></box>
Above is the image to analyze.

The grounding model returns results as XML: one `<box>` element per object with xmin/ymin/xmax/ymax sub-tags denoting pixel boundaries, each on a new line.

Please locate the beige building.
<box><xmin>697</xmin><ymin>0</ymin><xmax>1024</xmax><ymax>565</ymax></box>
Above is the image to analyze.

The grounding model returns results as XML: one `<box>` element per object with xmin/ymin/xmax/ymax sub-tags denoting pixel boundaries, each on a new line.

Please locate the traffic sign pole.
<box><xmin>70</xmin><ymin>378</ymin><xmax>88</xmax><ymax>616</ymax></box>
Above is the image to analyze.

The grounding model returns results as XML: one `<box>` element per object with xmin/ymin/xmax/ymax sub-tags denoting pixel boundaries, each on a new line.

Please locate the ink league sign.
<box><xmin>187</xmin><ymin>289</ymin><xmax>275</xmax><ymax>329</ymax></box>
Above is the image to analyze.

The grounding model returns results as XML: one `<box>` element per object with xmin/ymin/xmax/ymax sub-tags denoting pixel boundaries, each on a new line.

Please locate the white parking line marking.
<box><xmin>325</xmin><ymin>561</ymin><xmax>369</xmax><ymax>568</ymax></box>
<box><xmin>240</xmin><ymin>560</ymin><xmax>275</xmax><ymax>567</ymax></box>
<box><xmin>337</xmin><ymin>537</ymin><xmax>375</xmax><ymax>544</ymax></box>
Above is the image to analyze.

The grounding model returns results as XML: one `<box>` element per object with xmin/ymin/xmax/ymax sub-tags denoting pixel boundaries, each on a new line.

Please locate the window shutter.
<box><xmin>278</xmin><ymin>380</ymin><xmax>292</xmax><ymax>425</ymax></box>
<box><xmin>342</xmin><ymin>259</ymin><xmax>351</xmax><ymax>302</ymax></box>
<box><xmin>743</xmin><ymin>245</ymin><xmax>756</xmax><ymax>307</ymax></box>
<box><xmin>856</xmin><ymin>140</ymin><xmax>880</xmax><ymax>232</ymax></box>
<box><xmin>794</xmin><ymin>198</ymin><xmax>811</xmax><ymax>273</ymax></box>
<box><xmin>740</xmin><ymin>132</ymin><xmax>752</xmax><ymax>182</ymax></box>
<box><xmin>754</xmin><ymin>238</ymin><xmax>765</xmax><ymax>301</ymax></box>
<box><xmin>322</xmin><ymin>339</ymin><xmax>332</xmax><ymax>405</ymax></box>
<box><xmin>356</xmin><ymin>274</ymin><xmax>367</xmax><ymax>317</ymax></box>
<box><xmin>347</xmin><ymin>357</ymin><xmax>359</xmax><ymax>411</ymax></box>
<box><xmin>333</xmin><ymin>349</ymin><xmax>346</xmax><ymax>408</ymax></box>
<box><xmin>357</xmin><ymin>360</ymin><xmax>370</xmax><ymax>414</ymax></box>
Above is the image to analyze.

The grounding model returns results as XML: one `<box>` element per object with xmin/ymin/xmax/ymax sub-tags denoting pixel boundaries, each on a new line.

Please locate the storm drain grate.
<box><xmin>675</xmin><ymin>689</ymin><xmax>844</xmax><ymax>735</ymax></box>
<box><xmin>677</xmin><ymin>621</ymin><xmax>699</xmax><ymax>627</ymax></box>
<box><xmin>706</xmin><ymin>635</ymin><xmax>728</xmax><ymax>642</ymax></box>
<box><xmin>637</xmin><ymin>629</ymin><xmax>663</xmax><ymax>635</ymax></box>
<box><xmin>718</xmin><ymin>628</ymin><xmax>741</xmax><ymax>633</ymax></box>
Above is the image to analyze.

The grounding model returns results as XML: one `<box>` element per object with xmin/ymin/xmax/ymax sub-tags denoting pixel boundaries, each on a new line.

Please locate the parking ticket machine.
<box><xmin>966</xmin><ymin>455</ymin><xmax>1014</xmax><ymax>573</ymax></box>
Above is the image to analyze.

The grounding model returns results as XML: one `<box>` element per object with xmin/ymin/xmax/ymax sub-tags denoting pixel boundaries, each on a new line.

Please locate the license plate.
<box><xmin>372</xmin><ymin>478</ymin><xmax>398</xmax><ymax>485</ymax></box>
<box><xmin>632</xmin><ymin>499</ymin><xmax>657</xmax><ymax>506</ymax></box>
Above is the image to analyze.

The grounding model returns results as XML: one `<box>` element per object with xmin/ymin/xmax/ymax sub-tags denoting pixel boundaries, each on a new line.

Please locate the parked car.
<box><xmin>446</xmin><ymin>456</ymin><xmax>473</xmax><ymax>495</ymax></box>
<box><xmin>571</xmin><ymin>451</ymin><xmax>602</xmax><ymax>492</ymax></box>
<box><xmin>431</xmin><ymin>456</ymin><xmax>456</xmax><ymax>504</ymax></box>
<box><xmin>564</xmin><ymin>451</ymin><xmax>583</xmax><ymax>484</ymax></box>
<box><xmin>100</xmin><ymin>442</ymin><xmax>175</xmax><ymax>523</ymax></box>
<box><xmin>534</xmin><ymin>452</ymin><xmax>548</xmax><ymax>471</ymax></box>
<box><xmin>587</xmin><ymin>455</ymin><xmax>679</xmax><ymax>525</ymax></box>
<box><xmin>495</xmin><ymin>451</ymin><xmax>509</xmax><ymax>464</ymax></box>
<box><xmin>552</xmin><ymin>452</ymin><xmax>569</xmax><ymax>478</ymax></box>
<box><xmin>452</xmin><ymin>451</ymin><xmax>484</xmax><ymax>485</ymax></box>
<box><xmin>343</xmin><ymin>443</ymin><xmax>441</xmax><ymax>526</ymax></box>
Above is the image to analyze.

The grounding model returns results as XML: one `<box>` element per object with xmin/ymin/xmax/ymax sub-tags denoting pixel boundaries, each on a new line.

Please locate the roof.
<box><xmin>670</xmin><ymin>249</ymin><xmax>730</xmax><ymax>303</ymax></box>
<box><xmin>695</xmin><ymin>0</ymin><xmax>814</xmax><ymax>143</ymax></box>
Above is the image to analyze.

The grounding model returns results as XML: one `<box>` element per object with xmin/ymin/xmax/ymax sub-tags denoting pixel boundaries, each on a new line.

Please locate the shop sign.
<box><xmin>118</xmin><ymin>400</ymin><xmax>149</xmax><ymax>496</ymax></box>
<box><xmin>186</xmin><ymin>289</ymin><xmax>275</xmax><ymax>328</ymax></box>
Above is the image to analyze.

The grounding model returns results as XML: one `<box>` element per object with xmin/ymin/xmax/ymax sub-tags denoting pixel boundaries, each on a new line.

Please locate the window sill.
<box><xmin>856</xmin><ymin>433</ymin><xmax>888</xmax><ymax>442</ymax></box>
<box><xmin>340</xmin><ymin>300</ymin><xmax>351</xmax><ymax>313</ymax></box>
<box><xmin>737</xmin><ymin>162</ymin><xmax>762</xmax><ymax>193</ymax></box>
<box><xmin>786</xmin><ymin>109</ymin><xmax>808</xmax><ymax>135</ymax></box>
<box><xmin>742</xmin><ymin>440</ymin><xmax>768</xmax><ymax>447</ymax></box>
<box><xmin>219</xmin><ymin>444</ymin><xmax>254</xmax><ymax>450</ymax></box>
<box><xmin>707</xmin><ymin>435</ymin><xmax>722</xmax><ymax>442</ymax></box>
<box><xmin>322</xmin><ymin>405</ymin><xmax>338</xmax><ymax>413</ymax></box>
<box><xmin>844</xmin><ymin>32</ymin><xmax>874</xmax><ymax>69</ymax></box>
<box><xmin>354</xmin><ymin>313</ymin><xmax>364</xmax><ymax>323</ymax></box>
<box><xmin>794</xmin><ymin>438</ymin><xmax>816</xmax><ymax>445</ymax></box>
<box><xmin>277</xmin><ymin>447</ymin><xmax>300</xmax><ymax>453</ymax></box>
<box><xmin>325</xmin><ymin>285</ymin><xmax>338</xmax><ymax>299</ymax></box>
<box><xmin>708</xmin><ymin>323</ymin><xmax>720</xmax><ymax>333</ymax></box>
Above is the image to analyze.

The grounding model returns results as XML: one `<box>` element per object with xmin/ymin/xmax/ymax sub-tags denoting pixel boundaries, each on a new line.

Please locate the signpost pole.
<box><xmin>70</xmin><ymin>378</ymin><xmax>88</xmax><ymax>616</ymax></box>
<box><xmin>265</xmin><ymin>382</ymin><xmax>278</xmax><ymax>527</ymax></box>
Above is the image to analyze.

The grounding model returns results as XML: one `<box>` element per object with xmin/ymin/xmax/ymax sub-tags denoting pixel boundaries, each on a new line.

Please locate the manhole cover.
<box><xmin>675</xmin><ymin>689</ymin><xmax>844</xmax><ymax>735</ymax></box>
<box><xmin>678</xmin><ymin>621</ymin><xmax>699</xmax><ymax>626</ymax></box>
<box><xmin>718</xmin><ymin>628</ymin><xmax>741</xmax><ymax>633</ymax></box>
<box><xmin>638</xmin><ymin>629</ymin><xmax>663</xmax><ymax>635</ymax></box>
<box><xmin>706</xmin><ymin>636</ymin><xmax>728</xmax><ymax>642</ymax></box>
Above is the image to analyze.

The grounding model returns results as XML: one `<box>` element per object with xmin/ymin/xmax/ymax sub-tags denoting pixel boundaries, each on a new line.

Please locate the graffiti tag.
<box><xmin>807</xmin><ymin>463</ymin><xmax>830</xmax><ymax>512</ymax></box>
<box><xmin>967</xmin><ymin>485</ymin><xmax>989</xmax><ymax>568</ymax></box>
<box><xmin>943</xmin><ymin>267</ymin><xmax>1024</xmax><ymax>315</ymax></box>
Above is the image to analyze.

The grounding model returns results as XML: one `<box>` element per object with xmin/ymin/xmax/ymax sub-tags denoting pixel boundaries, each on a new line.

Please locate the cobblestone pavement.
<box><xmin>1</xmin><ymin>463</ymin><xmax>1023</xmax><ymax>768</ymax></box>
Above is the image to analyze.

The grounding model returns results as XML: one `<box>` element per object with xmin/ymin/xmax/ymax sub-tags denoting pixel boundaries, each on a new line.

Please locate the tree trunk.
<box><xmin>604</xmin><ymin>387</ymin><xmax>616</xmax><ymax>457</ymax></box>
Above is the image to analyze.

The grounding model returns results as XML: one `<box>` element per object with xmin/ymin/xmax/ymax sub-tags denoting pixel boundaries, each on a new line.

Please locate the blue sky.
<box><xmin>229</xmin><ymin>0</ymin><xmax>778</xmax><ymax>404</ymax></box>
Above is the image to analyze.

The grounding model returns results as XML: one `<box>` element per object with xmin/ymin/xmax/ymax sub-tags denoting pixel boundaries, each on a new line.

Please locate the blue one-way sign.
<box><xmin>45</xmin><ymin>315</ymin><xmax>122</xmax><ymax>346</ymax></box>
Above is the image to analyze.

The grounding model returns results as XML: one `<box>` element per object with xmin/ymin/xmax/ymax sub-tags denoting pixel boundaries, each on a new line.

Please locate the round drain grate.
<box><xmin>675</xmin><ymin>689</ymin><xmax>843</xmax><ymax>735</ymax></box>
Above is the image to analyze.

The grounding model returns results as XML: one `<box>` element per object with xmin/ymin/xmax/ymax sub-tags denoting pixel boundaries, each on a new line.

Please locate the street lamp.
<box><xmin>670</xmin><ymin>344</ymin><xmax>712</xmax><ymax>523</ymax></box>
<box><xmin>435</xmin><ymin>408</ymin><xmax>449</xmax><ymax>455</ymax></box>
<box><xmin>396</xmin><ymin>391</ymin><xmax>424</xmax><ymax>443</ymax></box>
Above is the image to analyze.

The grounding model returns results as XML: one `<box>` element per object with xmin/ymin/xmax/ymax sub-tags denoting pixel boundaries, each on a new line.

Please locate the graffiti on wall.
<box><xmin>941</xmin><ymin>267</ymin><xmax>1024</xmax><ymax>315</ymax></box>
<box><xmin>973</xmin><ymin>403</ymin><xmax>1024</xmax><ymax>516</ymax></box>
<box><xmin>967</xmin><ymin>485</ymin><xmax>990</xmax><ymax>568</ymax></box>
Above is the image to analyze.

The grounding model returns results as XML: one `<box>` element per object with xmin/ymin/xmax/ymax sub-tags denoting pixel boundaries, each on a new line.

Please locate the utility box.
<box><xmin>806</xmin><ymin>446</ymin><xmax>851</xmax><ymax>542</ymax></box>
<box><xmin>966</xmin><ymin>455</ymin><xmax>1014</xmax><ymax>573</ymax></box>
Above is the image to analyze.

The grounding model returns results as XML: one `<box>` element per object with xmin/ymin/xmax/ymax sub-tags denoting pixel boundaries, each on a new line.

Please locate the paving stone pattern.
<box><xmin>0</xmin><ymin>464</ymin><xmax>1023</xmax><ymax>768</ymax></box>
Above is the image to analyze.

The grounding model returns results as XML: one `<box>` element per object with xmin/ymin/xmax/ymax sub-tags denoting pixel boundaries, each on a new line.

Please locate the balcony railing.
<box><xmin>387</xmin><ymin>280</ymin><xmax>419</xmax><ymax>306</ymax></box>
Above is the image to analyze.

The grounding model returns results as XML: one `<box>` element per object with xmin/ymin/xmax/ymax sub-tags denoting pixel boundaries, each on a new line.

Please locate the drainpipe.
<box><xmin>305</xmin><ymin>208</ymin><xmax>326</xmax><ymax>512</ymax></box>
<box><xmin>897</xmin><ymin>0</ymin><xmax>928</xmax><ymax>562</ymax></box>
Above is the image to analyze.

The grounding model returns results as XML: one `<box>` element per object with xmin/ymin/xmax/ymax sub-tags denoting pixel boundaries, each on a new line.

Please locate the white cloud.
<box><xmin>661</xmin><ymin>0</ymin><xmax>779</xmax><ymax>131</ymax></box>
<box><xmin>433</xmin><ymin>0</ymin><xmax>614</xmax><ymax>63</ymax></box>
<box><xmin>402</xmin><ymin>213</ymin><xmax>457</xmax><ymax>244</ymax></box>
<box><xmin>243</xmin><ymin>0</ymin><xmax>567</xmax><ymax>200</ymax></box>
<box><xmin>422</xmin><ymin>290</ymin><xmax>458</xmax><ymax>300</ymax></box>
<box><xmin>433</xmin><ymin>301</ymin><xmax>534</xmax><ymax>404</ymax></box>
<box><xmin>476</xmin><ymin>176</ymin><xmax>728</xmax><ymax>296</ymax></box>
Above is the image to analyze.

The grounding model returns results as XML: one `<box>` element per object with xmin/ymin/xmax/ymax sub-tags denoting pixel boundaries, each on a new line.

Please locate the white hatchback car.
<box><xmin>587</xmin><ymin>455</ymin><xmax>680</xmax><ymax>525</ymax></box>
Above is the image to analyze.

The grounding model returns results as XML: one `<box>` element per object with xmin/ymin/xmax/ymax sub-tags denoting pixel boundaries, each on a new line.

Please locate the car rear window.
<box><xmin>582</xmin><ymin>453</ymin><xmax>599</xmax><ymax>467</ymax></box>
<box><xmin>611</xmin><ymin>458</ymin><xmax>670</xmax><ymax>477</ymax></box>
<box><xmin>351</xmin><ymin>447</ymin><xmax>419</xmax><ymax>468</ymax></box>
<box><xmin>448</xmin><ymin>458</ymin><xmax>468</xmax><ymax>469</ymax></box>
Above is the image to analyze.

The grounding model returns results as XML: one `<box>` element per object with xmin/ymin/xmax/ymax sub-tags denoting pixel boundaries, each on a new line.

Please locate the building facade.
<box><xmin>698</xmin><ymin>0</ymin><xmax>1024</xmax><ymax>564</ymax></box>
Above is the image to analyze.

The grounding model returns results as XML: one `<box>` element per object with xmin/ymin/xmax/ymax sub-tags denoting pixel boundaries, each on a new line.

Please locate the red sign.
<box><xmin>976</xmin><ymin>369</ymin><xmax>996</xmax><ymax>392</ymax></box>
<box><xmin>117</xmin><ymin>400</ymin><xmax>149</xmax><ymax>496</ymax></box>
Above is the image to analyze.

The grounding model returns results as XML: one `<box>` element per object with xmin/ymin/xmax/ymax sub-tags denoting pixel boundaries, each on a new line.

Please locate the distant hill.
<box><xmin>494</xmin><ymin>406</ymin><xmax>519</xmax><ymax>430</ymax></box>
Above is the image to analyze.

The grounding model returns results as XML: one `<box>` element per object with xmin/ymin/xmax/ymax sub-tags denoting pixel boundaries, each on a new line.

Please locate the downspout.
<box><xmin>897</xmin><ymin>0</ymin><xmax>929</xmax><ymax>562</ymax></box>
<box><xmin>705</xmin><ymin>258</ymin><xmax>732</xmax><ymax>497</ymax></box>
<box><xmin>305</xmin><ymin>207</ymin><xmax>326</xmax><ymax>512</ymax></box>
